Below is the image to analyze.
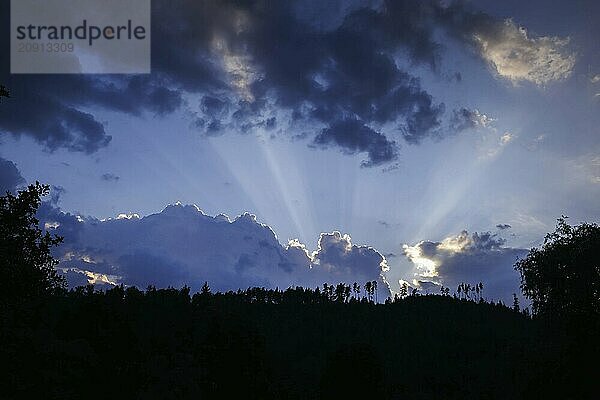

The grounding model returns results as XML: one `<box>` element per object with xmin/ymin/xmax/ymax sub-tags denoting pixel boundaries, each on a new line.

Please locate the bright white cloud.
<box><xmin>438</xmin><ymin>230</ymin><xmax>472</xmax><ymax>253</ymax></box>
<box><xmin>402</xmin><ymin>243</ymin><xmax>437</xmax><ymax>278</ymax></box>
<box><xmin>473</xmin><ymin>19</ymin><xmax>575</xmax><ymax>85</ymax></box>
<box><xmin>500</xmin><ymin>132</ymin><xmax>514</xmax><ymax>145</ymax></box>
<box><xmin>59</xmin><ymin>267</ymin><xmax>121</xmax><ymax>286</ymax></box>
<box><xmin>116</xmin><ymin>213</ymin><xmax>141</xmax><ymax>220</ymax></box>
<box><xmin>471</xmin><ymin>110</ymin><xmax>496</xmax><ymax>129</ymax></box>
<box><xmin>211</xmin><ymin>34</ymin><xmax>260</xmax><ymax>101</ymax></box>
<box><xmin>44</xmin><ymin>221</ymin><xmax>60</xmax><ymax>230</ymax></box>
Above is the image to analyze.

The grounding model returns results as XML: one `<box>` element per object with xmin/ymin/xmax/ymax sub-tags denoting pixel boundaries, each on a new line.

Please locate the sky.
<box><xmin>1</xmin><ymin>0</ymin><xmax>599</xmax><ymax>303</ymax></box>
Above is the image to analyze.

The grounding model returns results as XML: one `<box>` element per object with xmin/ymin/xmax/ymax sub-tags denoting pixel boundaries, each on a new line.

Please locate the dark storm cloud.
<box><xmin>0</xmin><ymin>0</ymin><xmax>181</xmax><ymax>152</ymax></box>
<box><xmin>404</xmin><ymin>230</ymin><xmax>528</xmax><ymax>304</ymax></box>
<box><xmin>101</xmin><ymin>173</ymin><xmax>120</xmax><ymax>182</ymax></box>
<box><xmin>0</xmin><ymin>1</ymin><xmax>445</xmax><ymax>163</ymax></box>
<box><xmin>201</xmin><ymin>96</ymin><xmax>228</xmax><ymax>116</ymax></box>
<box><xmin>168</xmin><ymin>0</ymin><xmax>448</xmax><ymax>157</ymax></box>
<box><xmin>0</xmin><ymin>89</ymin><xmax>110</xmax><ymax>153</ymax></box>
<box><xmin>0</xmin><ymin>157</ymin><xmax>25</xmax><ymax>193</ymax></box>
<box><xmin>232</xmin><ymin>0</ymin><xmax>447</xmax><ymax>149</ymax></box>
<box><xmin>0</xmin><ymin>67</ymin><xmax>182</xmax><ymax>153</ymax></box>
<box><xmin>312</xmin><ymin>119</ymin><xmax>399</xmax><ymax>167</ymax></box>
<box><xmin>2</xmin><ymin>1</ymin><xmax>563</xmax><ymax>164</ymax></box>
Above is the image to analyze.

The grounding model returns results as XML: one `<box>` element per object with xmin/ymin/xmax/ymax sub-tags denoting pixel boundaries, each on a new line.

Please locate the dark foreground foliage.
<box><xmin>0</xmin><ymin>182</ymin><xmax>65</xmax><ymax>302</ymax></box>
<box><xmin>1</xmin><ymin>184</ymin><xmax>598</xmax><ymax>399</ymax></box>
<box><xmin>1</xmin><ymin>285</ymin><xmax>598</xmax><ymax>400</ymax></box>
<box><xmin>516</xmin><ymin>217</ymin><xmax>600</xmax><ymax>317</ymax></box>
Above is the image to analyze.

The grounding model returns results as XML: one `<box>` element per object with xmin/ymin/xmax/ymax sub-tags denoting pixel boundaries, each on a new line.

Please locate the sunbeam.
<box><xmin>256</xmin><ymin>131</ymin><xmax>317</xmax><ymax>244</ymax></box>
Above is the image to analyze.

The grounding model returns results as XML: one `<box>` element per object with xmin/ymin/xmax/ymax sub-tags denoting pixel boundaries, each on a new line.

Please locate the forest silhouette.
<box><xmin>1</xmin><ymin>183</ymin><xmax>599</xmax><ymax>399</ymax></box>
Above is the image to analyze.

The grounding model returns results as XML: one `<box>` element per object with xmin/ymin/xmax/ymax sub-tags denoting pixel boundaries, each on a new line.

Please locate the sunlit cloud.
<box><xmin>211</xmin><ymin>34</ymin><xmax>260</xmax><ymax>102</ymax></box>
<box><xmin>402</xmin><ymin>230</ymin><xmax>527</xmax><ymax>303</ymax></box>
<box><xmin>473</xmin><ymin>19</ymin><xmax>575</xmax><ymax>85</ymax></box>
<box><xmin>438</xmin><ymin>230</ymin><xmax>472</xmax><ymax>253</ymax></box>
<box><xmin>44</xmin><ymin>221</ymin><xmax>60</xmax><ymax>230</ymax></box>
<box><xmin>500</xmin><ymin>132</ymin><xmax>514</xmax><ymax>145</ymax></box>
<box><xmin>402</xmin><ymin>243</ymin><xmax>438</xmax><ymax>278</ymax></box>
<box><xmin>59</xmin><ymin>267</ymin><xmax>121</xmax><ymax>286</ymax></box>
<box><xmin>116</xmin><ymin>213</ymin><xmax>141</xmax><ymax>220</ymax></box>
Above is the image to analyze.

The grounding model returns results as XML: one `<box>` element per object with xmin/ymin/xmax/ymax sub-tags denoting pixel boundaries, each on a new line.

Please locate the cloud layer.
<box><xmin>39</xmin><ymin>202</ymin><xmax>390</xmax><ymax>297</ymax></box>
<box><xmin>450</xmin><ymin>108</ymin><xmax>495</xmax><ymax>132</ymax></box>
<box><xmin>0</xmin><ymin>157</ymin><xmax>25</xmax><ymax>194</ymax></box>
<box><xmin>440</xmin><ymin>5</ymin><xmax>575</xmax><ymax>85</ymax></box>
<box><xmin>403</xmin><ymin>230</ymin><xmax>527</xmax><ymax>303</ymax></box>
<box><xmin>1</xmin><ymin>1</ymin><xmax>574</xmax><ymax>166</ymax></box>
<box><xmin>472</xmin><ymin>20</ymin><xmax>575</xmax><ymax>85</ymax></box>
<box><xmin>312</xmin><ymin>119</ymin><xmax>399</xmax><ymax>167</ymax></box>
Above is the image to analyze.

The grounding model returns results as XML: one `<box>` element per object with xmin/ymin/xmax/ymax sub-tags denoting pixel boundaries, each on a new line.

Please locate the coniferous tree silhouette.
<box><xmin>352</xmin><ymin>282</ymin><xmax>360</xmax><ymax>300</ymax></box>
<box><xmin>400</xmin><ymin>281</ymin><xmax>408</xmax><ymax>298</ymax></box>
<box><xmin>512</xmin><ymin>293</ymin><xmax>520</xmax><ymax>313</ymax></box>
<box><xmin>373</xmin><ymin>280</ymin><xmax>378</xmax><ymax>303</ymax></box>
<box><xmin>364</xmin><ymin>281</ymin><xmax>373</xmax><ymax>302</ymax></box>
<box><xmin>3</xmin><ymin>193</ymin><xmax>597</xmax><ymax>398</ymax></box>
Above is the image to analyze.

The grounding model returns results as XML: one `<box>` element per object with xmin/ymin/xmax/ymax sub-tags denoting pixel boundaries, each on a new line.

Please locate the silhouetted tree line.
<box><xmin>1</xmin><ymin>184</ymin><xmax>598</xmax><ymax>399</ymax></box>
<box><xmin>0</xmin><ymin>281</ymin><xmax>541</xmax><ymax>400</ymax></box>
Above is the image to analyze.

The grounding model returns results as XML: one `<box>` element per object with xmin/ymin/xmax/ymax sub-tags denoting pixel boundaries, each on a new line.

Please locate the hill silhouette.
<box><xmin>1</xmin><ymin>283</ymin><xmax>598</xmax><ymax>399</ymax></box>
<box><xmin>1</xmin><ymin>184</ymin><xmax>598</xmax><ymax>399</ymax></box>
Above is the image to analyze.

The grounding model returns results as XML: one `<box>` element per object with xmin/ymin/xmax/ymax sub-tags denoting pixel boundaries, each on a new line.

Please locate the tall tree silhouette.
<box><xmin>515</xmin><ymin>217</ymin><xmax>600</xmax><ymax>317</ymax></box>
<box><xmin>352</xmin><ymin>282</ymin><xmax>360</xmax><ymax>300</ymax></box>
<box><xmin>364</xmin><ymin>281</ymin><xmax>373</xmax><ymax>302</ymax></box>
<box><xmin>373</xmin><ymin>280</ymin><xmax>378</xmax><ymax>303</ymax></box>
<box><xmin>512</xmin><ymin>293</ymin><xmax>520</xmax><ymax>313</ymax></box>
<box><xmin>0</xmin><ymin>182</ymin><xmax>65</xmax><ymax>302</ymax></box>
<box><xmin>400</xmin><ymin>282</ymin><xmax>408</xmax><ymax>298</ymax></box>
